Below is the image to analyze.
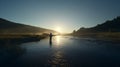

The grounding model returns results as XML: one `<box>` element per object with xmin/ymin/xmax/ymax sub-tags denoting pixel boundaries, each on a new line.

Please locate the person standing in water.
<box><xmin>49</xmin><ymin>33</ymin><xmax>53</xmax><ymax>45</ymax></box>
<box><xmin>49</xmin><ymin>33</ymin><xmax>53</xmax><ymax>40</ymax></box>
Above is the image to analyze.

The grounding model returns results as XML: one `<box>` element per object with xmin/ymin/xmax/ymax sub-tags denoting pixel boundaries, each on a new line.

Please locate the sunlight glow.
<box><xmin>56</xmin><ymin>27</ymin><xmax>62</xmax><ymax>33</ymax></box>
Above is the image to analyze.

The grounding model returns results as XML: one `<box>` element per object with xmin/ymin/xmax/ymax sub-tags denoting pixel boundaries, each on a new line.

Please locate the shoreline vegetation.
<box><xmin>71</xmin><ymin>32</ymin><xmax>120</xmax><ymax>41</ymax></box>
<box><xmin>0</xmin><ymin>33</ymin><xmax>50</xmax><ymax>45</ymax></box>
<box><xmin>0</xmin><ymin>33</ymin><xmax>47</xmax><ymax>38</ymax></box>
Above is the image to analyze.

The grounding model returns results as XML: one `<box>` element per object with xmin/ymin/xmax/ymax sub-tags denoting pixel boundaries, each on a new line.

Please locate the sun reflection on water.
<box><xmin>47</xmin><ymin>51</ymin><xmax>69</xmax><ymax>67</ymax></box>
<box><xmin>56</xmin><ymin>36</ymin><xmax>61</xmax><ymax>45</ymax></box>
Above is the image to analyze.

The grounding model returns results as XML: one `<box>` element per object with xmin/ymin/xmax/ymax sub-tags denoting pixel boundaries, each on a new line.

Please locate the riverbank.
<box><xmin>0</xmin><ymin>34</ymin><xmax>49</xmax><ymax>45</ymax></box>
<box><xmin>71</xmin><ymin>32</ymin><xmax>120</xmax><ymax>42</ymax></box>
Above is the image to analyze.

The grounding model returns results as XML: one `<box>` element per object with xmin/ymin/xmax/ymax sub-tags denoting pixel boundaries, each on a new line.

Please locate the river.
<box><xmin>0</xmin><ymin>36</ymin><xmax>120</xmax><ymax>67</ymax></box>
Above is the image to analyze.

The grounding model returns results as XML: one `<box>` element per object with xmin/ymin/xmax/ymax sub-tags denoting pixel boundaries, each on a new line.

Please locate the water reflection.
<box><xmin>47</xmin><ymin>51</ymin><xmax>69</xmax><ymax>67</ymax></box>
<box><xmin>49</xmin><ymin>36</ymin><xmax>61</xmax><ymax>47</ymax></box>
<box><xmin>49</xmin><ymin>39</ymin><xmax>52</xmax><ymax>47</ymax></box>
<box><xmin>56</xmin><ymin>36</ymin><xmax>61</xmax><ymax>45</ymax></box>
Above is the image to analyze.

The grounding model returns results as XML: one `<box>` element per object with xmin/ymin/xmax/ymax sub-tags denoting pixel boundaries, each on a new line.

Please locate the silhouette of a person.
<box><xmin>49</xmin><ymin>33</ymin><xmax>53</xmax><ymax>41</ymax></box>
<box><xmin>49</xmin><ymin>33</ymin><xmax>53</xmax><ymax>47</ymax></box>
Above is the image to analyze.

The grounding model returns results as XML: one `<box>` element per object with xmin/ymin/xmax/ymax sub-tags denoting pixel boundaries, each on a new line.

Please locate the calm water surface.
<box><xmin>0</xmin><ymin>36</ymin><xmax>120</xmax><ymax>67</ymax></box>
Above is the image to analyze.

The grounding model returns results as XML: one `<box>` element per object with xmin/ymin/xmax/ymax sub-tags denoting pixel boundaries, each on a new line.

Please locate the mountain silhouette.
<box><xmin>0</xmin><ymin>18</ymin><xmax>56</xmax><ymax>34</ymax></box>
<box><xmin>73</xmin><ymin>16</ymin><xmax>120</xmax><ymax>34</ymax></box>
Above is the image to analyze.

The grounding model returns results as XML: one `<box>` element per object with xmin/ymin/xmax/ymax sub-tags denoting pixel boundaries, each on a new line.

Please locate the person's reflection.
<box><xmin>49</xmin><ymin>40</ymin><xmax>52</xmax><ymax>47</ymax></box>
<box><xmin>49</xmin><ymin>33</ymin><xmax>53</xmax><ymax>47</ymax></box>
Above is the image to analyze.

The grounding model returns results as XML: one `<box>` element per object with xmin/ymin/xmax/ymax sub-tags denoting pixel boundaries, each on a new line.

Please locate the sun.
<box><xmin>56</xmin><ymin>27</ymin><xmax>62</xmax><ymax>33</ymax></box>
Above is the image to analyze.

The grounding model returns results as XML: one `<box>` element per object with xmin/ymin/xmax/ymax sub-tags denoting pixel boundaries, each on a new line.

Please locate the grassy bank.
<box><xmin>72</xmin><ymin>32</ymin><xmax>120</xmax><ymax>41</ymax></box>
<box><xmin>0</xmin><ymin>33</ymin><xmax>49</xmax><ymax>45</ymax></box>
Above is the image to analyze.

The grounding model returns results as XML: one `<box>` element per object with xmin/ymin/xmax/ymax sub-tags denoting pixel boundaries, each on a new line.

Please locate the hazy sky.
<box><xmin>0</xmin><ymin>0</ymin><xmax>120</xmax><ymax>33</ymax></box>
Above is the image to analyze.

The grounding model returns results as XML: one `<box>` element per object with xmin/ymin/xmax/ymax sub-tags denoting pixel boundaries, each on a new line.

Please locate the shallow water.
<box><xmin>0</xmin><ymin>36</ymin><xmax>120</xmax><ymax>67</ymax></box>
